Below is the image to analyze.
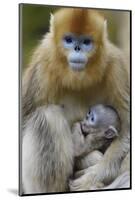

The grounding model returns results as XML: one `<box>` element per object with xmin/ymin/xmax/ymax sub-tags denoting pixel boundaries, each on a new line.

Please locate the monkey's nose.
<box><xmin>74</xmin><ymin>46</ymin><xmax>81</xmax><ymax>52</ymax></box>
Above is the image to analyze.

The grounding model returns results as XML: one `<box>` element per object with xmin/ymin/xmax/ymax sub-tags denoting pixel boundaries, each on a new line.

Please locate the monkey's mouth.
<box><xmin>80</xmin><ymin>123</ymin><xmax>89</xmax><ymax>137</ymax></box>
<box><xmin>69</xmin><ymin>61</ymin><xmax>86</xmax><ymax>71</ymax></box>
<box><xmin>69</xmin><ymin>58</ymin><xmax>87</xmax><ymax>71</ymax></box>
<box><xmin>68</xmin><ymin>54</ymin><xmax>88</xmax><ymax>71</ymax></box>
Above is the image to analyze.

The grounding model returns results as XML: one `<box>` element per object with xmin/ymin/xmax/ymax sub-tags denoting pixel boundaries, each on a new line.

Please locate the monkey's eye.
<box><xmin>90</xmin><ymin>112</ymin><xmax>95</xmax><ymax>123</ymax></box>
<box><xmin>88</xmin><ymin>109</ymin><xmax>91</xmax><ymax>114</ymax></box>
<box><xmin>90</xmin><ymin>116</ymin><xmax>94</xmax><ymax>122</ymax></box>
<box><xmin>83</xmin><ymin>39</ymin><xmax>91</xmax><ymax>45</ymax></box>
<box><xmin>64</xmin><ymin>36</ymin><xmax>73</xmax><ymax>44</ymax></box>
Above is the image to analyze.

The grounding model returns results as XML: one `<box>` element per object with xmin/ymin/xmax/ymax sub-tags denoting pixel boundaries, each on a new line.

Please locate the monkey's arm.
<box><xmin>103</xmin><ymin>152</ymin><xmax>130</xmax><ymax>189</ymax></box>
<box><xmin>102</xmin><ymin>152</ymin><xmax>130</xmax><ymax>190</ymax></box>
<box><xmin>102</xmin><ymin>171</ymin><xmax>130</xmax><ymax>189</ymax></box>
<box><xmin>72</xmin><ymin>123</ymin><xmax>108</xmax><ymax>158</ymax></box>
<box><xmin>22</xmin><ymin>105</ymin><xmax>74</xmax><ymax>193</ymax></box>
<box><xmin>75</xmin><ymin>150</ymin><xmax>103</xmax><ymax>173</ymax></box>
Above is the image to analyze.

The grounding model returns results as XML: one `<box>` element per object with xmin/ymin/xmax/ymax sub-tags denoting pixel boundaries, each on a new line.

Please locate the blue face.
<box><xmin>62</xmin><ymin>33</ymin><xmax>94</xmax><ymax>71</ymax></box>
<box><xmin>86</xmin><ymin>109</ymin><xmax>97</xmax><ymax>126</ymax></box>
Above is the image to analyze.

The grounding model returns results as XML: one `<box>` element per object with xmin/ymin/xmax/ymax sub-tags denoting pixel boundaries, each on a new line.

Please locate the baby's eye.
<box><xmin>90</xmin><ymin>115</ymin><xmax>94</xmax><ymax>122</ymax></box>
<box><xmin>90</xmin><ymin>112</ymin><xmax>95</xmax><ymax>123</ymax></box>
<box><xmin>88</xmin><ymin>109</ymin><xmax>91</xmax><ymax>114</ymax></box>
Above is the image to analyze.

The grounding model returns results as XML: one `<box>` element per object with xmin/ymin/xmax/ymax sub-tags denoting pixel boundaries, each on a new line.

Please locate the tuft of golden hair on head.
<box><xmin>52</xmin><ymin>8</ymin><xmax>105</xmax><ymax>44</ymax></box>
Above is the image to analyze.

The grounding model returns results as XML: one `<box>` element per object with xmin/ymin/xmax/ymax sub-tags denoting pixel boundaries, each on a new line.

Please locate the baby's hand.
<box><xmin>72</xmin><ymin>123</ymin><xmax>85</xmax><ymax>157</ymax></box>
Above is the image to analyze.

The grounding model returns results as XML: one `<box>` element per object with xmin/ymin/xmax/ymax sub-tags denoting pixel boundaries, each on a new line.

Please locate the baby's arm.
<box><xmin>71</xmin><ymin>122</ymin><xmax>86</xmax><ymax>157</ymax></box>
<box><xmin>72</xmin><ymin>123</ymin><xmax>103</xmax><ymax>171</ymax></box>
<box><xmin>72</xmin><ymin>122</ymin><xmax>106</xmax><ymax>157</ymax></box>
<box><xmin>76</xmin><ymin>150</ymin><xmax>103</xmax><ymax>171</ymax></box>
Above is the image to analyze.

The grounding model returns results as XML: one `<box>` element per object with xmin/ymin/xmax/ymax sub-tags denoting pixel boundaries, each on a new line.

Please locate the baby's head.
<box><xmin>81</xmin><ymin>104</ymin><xmax>121</xmax><ymax>139</ymax></box>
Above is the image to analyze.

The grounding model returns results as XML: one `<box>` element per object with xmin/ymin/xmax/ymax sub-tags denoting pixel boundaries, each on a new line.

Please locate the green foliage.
<box><xmin>20</xmin><ymin>4</ymin><xmax>57</xmax><ymax>68</ymax></box>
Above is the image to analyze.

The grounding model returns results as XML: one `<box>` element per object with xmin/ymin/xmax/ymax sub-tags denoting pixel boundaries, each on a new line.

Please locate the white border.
<box><xmin>0</xmin><ymin>0</ymin><xmax>134</xmax><ymax>199</ymax></box>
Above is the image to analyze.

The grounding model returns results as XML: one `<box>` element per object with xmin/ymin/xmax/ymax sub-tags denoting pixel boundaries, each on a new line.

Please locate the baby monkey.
<box><xmin>72</xmin><ymin>104</ymin><xmax>121</xmax><ymax>171</ymax></box>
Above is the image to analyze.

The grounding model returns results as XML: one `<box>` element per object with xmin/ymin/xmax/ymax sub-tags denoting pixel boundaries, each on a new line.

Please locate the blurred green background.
<box><xmin>20</xmin><ymin>4</ymin><xmax>130</xmax><ymax>69</ymax></box>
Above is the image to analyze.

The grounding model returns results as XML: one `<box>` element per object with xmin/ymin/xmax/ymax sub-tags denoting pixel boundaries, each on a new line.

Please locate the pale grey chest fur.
<box><xmin>59</xmin><ymin>89</ymin><xmax>107</xmax><ymax>125</ymax></box>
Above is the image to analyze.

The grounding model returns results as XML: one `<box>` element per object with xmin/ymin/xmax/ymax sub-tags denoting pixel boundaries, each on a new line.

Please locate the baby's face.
<box><xmin>81</xmin><ymin>120</ymin><xmax>96</xmax><ymax>135</ymax></box>
<box><xmin>81</xmin><ymin>105</ymin><xmax>119</xmax><ymax>138</ymax></box>
<box><xmin>81</xmin><ymin>120</ymin><xmax>104</xmax><ymax>137</ymax></box>
<box><xmin>81</xmin><ymin>107</ymin><xmax>103</xmax><ymax>136</ymax></box>
<box><xmin>72</xmin><ymin>105</ymin><xmax>119</xmax><ymax>157</ymax></box>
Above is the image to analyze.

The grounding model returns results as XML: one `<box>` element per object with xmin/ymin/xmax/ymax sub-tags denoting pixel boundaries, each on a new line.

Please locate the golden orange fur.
<box><xmin>23</xmin><ymin>8</ymin><xmax>128</xmax><ymax>111</ymax></box>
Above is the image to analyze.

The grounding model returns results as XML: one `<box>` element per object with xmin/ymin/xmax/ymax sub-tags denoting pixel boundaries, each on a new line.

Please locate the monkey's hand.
<box><xmin>72</xmin><ymin>122</ymin><xmax>82</xmax><ymax>135</ymax></box>
<box><xmin>72</xmin><ymin>123</ymin><xmax>86</xmax><ymax>157</ymax></box>
<box><xmin>69</xmin><ymin>165</ymin><xmax>104</xmax><ymax>191</ymax></box>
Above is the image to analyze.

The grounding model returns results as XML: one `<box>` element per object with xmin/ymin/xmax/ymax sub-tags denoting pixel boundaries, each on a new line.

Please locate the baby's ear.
<box><xmin>104</xmin><ymin>126</ymin><xmax>118</xmax><ymax>139</ymax></box>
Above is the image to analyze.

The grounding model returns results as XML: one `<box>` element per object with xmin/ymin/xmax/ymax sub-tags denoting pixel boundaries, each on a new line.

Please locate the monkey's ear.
<box><xmin>104</xmin><ymin>126</ymin><xmax>118</xmax><ymax>139</ymax></box>
<box><xmin>49</xmin><ymin>13</ymin><xmax>55</xmax><ymax>33</ymax></box>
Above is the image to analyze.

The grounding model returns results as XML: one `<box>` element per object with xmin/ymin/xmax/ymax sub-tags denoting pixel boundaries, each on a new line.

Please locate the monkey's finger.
<box><xmin>69</xmin><ymin>175</ymin><xmax>91</xmax><ymax>191</ymax></box>
<box><xmin>69</xmin><ymin>180</ymin><xmax>78</xmax><ymax>191</ymax></box>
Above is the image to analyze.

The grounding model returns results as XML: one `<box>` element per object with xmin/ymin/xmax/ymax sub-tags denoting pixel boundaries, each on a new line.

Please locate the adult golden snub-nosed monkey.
<box><xmin>22</xmin><ymin>8</ymin><xmax>130</xmax><ymax>193</ymax></box>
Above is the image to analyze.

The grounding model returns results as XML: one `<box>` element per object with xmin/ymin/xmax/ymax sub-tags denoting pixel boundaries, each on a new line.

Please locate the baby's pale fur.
<box><xmin>72</xmin><ymin>105</ymin><xmax>120</xmax><ymax>172</ymax></box>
